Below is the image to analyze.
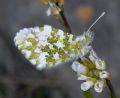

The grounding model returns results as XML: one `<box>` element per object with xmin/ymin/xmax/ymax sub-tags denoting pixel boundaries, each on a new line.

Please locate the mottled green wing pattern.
<box><xmin>14</xmin><ymin>25</ymin><xmax>93</xmax><ymax>70</ymax></box>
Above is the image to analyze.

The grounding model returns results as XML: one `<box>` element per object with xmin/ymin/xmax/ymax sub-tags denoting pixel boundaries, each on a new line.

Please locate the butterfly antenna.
<box><xmin>87</xmin><ymin>12</ymin><xmax>106</xmax><ymax>32</ymax></box>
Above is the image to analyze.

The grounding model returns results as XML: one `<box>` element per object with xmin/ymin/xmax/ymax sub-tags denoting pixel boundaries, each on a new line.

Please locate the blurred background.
<box><xmin>0</xmin><ymin>0</ymin><xmax>120</xmax><ymax>98</ymax></box>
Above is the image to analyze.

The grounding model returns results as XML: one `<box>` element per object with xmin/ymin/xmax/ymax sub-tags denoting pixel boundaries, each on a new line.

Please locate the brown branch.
<box><xmin>60</xmin><ymin>10</ymin><xmax>72</xmax><ymax>33</ymax></box>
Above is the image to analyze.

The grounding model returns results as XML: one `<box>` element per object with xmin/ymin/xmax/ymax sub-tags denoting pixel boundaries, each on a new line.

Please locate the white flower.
<box><xmin>95</xmin><ymin>59</ymin><xmax>106</xmax><ymax>70</ymax></box>
<box><xmin>57</xmin><ymin>29</ymin><xmax>65</xmax><ymax>39</ymax></box>
<box><xmin>54</xmin><ymin>41</ymin><xmax>65</xmax><ymax>48</ymax></box>
<box><xmin>89</xmin><ymin>49</ymin><xmax>98</xmax><ymax>62</ymax></box>
<box><xmin>71</xmin><ymin>49</ymin><xmax>109</xmax><ymax>93</ymax></box>
<box><xmin>81</xmin><ymin>81</ymin><xmax>93</xmax><ymax>91</ymax></box>
<box><xmin>99</xmin><ymin>71</ymin><xmax>109</xmax><ymax>79</ymax></box>
<box><xmin>77</xmin><ymin>74</ymin><xmax>88</xmax><ymax>80</ymax></box>
<box><xmin>53</xmin><ymin>52</ymin><xmax>59</xmax><ymax>60</ymax></box>
<box><xmin>46</xmin><ymin>8</ymin><xmax>51</xmax><ymax>16</ymax></box>
<box><xmin>94</xmin><ymin>80</ymin><xmax>104</xmax><ymax>93</ymax></box>
<box><xmin>72</xmin><ymin>61</ymin><xmax>87</xmax><ymax>74</ymax></box>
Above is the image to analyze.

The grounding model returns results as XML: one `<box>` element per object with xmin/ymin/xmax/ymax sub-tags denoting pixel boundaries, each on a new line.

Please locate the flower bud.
<box><xmin>81</xmin><ymin>81</ymin><xmax>93</xmax><ymax>91</ymax></box>
<box><xmin>94</xmin><ymin>80</ymin><xmax>104</xmax><ymax>93</ymax></box>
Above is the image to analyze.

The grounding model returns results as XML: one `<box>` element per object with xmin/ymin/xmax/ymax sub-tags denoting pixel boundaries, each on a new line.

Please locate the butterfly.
<box><xmin>14</xmin><ymin>12</ymin><xmax>105</xmax><ymax>70</ymax></box>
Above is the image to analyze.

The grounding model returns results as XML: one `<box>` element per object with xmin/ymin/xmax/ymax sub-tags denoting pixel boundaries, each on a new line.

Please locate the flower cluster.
<box><xmin>14</xmin><ymin>25</ymin><xmax>93</xmax><ymax>70</ymax></box>
<box><xmin>72</xmin><ymin>49</ymin><xmax>110</xmax><ymax>93</ymax></box>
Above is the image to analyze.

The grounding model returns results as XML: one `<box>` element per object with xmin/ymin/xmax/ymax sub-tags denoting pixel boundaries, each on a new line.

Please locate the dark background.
<box><xmin>0</xmin><ymin>0</ymin><xmax>120</xmax><ymax>98</ymax></box>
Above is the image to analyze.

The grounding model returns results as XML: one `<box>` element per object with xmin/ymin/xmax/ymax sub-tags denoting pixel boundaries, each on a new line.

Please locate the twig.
<box><xmin>59</xmin><ymin>10</ymin><xmax>72</xmax><ymax>33</ymax></box>
<box><xmin>106</xmin><ymin>79</ymin><xmax>116</xmax><ymax>98</ymax></box>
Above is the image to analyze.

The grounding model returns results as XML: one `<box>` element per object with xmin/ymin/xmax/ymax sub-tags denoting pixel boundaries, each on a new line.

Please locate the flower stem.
<box><xmin>106</xmin><ymin>79</ymin><xmax>116</xmax><ymax>98</ymax></box>
<box><xmin>83</xmin><ymin>90</ymin><xmax>94</xmax><ymax>98</ymax></box>
<box><xmin>59</xmin><ymin>10</ymin><xmax>72</xmax><ymax>33</ymax></box>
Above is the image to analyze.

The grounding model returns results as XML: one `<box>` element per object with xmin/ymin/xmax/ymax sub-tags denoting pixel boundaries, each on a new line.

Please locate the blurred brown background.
<box><xmin>0</xmin><ymin>0</ymin><xmax>120</xmax><ymax>98</ymax></box>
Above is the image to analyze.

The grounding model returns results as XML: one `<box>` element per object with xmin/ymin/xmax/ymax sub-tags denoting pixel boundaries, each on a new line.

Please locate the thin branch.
<box><xmin>59</xmin><ymin>10</ymin><xmax>72</xmax><ymax>33</ymax></box>
<box><xmin>106</xmin><ymin>79</ymin><xmax>116</xmax><ymax>98</ymax></box>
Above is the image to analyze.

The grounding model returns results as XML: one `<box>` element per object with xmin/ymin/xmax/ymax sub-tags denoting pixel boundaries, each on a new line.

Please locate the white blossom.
<box><xmin>81</xmin><ymin>81</ymin><xmax>93</xmax><ymax>91</ymax></box>
<box><xmin>99</xmin><ymin>71</ymin><xmax>109</xmax><ymax>79</ymax></box>
<box><xmin>89</xmin><ymin>49</ymin><xmax>98</xmax><ymax>62</ymax></box>
<box><xmin>72</xmin><ymin>61</ymin><xmax>87</xmax><ymax>74</ymax></box>
<box><xmin>95</xmin><ymin>59</ymin><xmax>106</xmax><ymax>70</ymax></box>
<box><xmin>71</xmin><ymin>49</ymin><xmax>110</xmax><ymax>93</ymax></box>
<box><xmin>46</xmin><ymin>8</ymin><xmax>51</xmax><ymax>16</ymax></box>
<box><xmin>94</xmin><ymin>80</ymin><xmax>104</xmax><ymax>93</ymax></box>
<box><xmin>77</xmin><ymin>74</ymin><xmax>88</xmax><ymax>80</ymax></box>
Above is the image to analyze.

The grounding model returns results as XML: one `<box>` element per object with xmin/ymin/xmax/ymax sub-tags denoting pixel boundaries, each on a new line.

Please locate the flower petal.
<box><xmin>46</xmin><ymin>8</ymin><xmax>51</xmax><ymax>16</ymax></box>
<box><xmin>99</xmin><ymin>71</ymin><xmax>110</xmax><ymax>79</ymax></box>
<box><xmin>95</xmin><ymin>59</ymin><xmax>106</xmax><ymax>70</ymax></box>
<box><xmin>89</xmin><ymin>49</ymin><xmax>98</xmax><ymax>62</ymax></box>
<box><xmin>72</xmin><ymin>61</ymin><xmax>87</xmax><ymax>74</ymax></box>
<box><xmin>77</xmin><ymin>74</ymin><xmax>88</xmax><ymax>80</ymax></box>
<box><xmin>81</xmin><ymin>81</ymin><xmax>93</xmax><ymax>91</ymax></box>
<box><xmin>94</xmin><ymin>80</ymin><xmax>104</xmax><ymax>93</ymax></box>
